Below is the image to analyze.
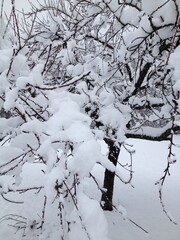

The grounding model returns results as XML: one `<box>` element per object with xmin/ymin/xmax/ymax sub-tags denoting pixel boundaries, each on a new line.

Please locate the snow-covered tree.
<box><xmin>0</xmin><ymin>0</ymin><xmax>180</xmax><ymax>239</ymax></box>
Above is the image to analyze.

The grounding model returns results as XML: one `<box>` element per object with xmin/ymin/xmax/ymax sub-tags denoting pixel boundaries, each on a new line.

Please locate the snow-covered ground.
<box><xmin>108</xmin><ymin>138</ymin><xmax>180</xmax><ymax>240</ymax></box>
<box><xmin>0</xmin><ymin>138</ymin><xmax>180</xmax><ymax>240</ymax></box>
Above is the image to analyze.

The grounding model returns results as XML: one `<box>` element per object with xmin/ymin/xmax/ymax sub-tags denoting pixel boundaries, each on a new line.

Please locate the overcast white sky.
<box><xmin>1</xmin><ymin>0</ymin><xmax>43</xmax><ymax>15</ymax></box>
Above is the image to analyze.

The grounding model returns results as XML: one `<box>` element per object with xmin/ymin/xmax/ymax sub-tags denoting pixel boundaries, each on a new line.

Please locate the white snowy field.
<box><xmin>107</xmin><ymin>138</ymin><xmax>180</xmax><ymax>240</ymax></box>
<box><xmin>0</xmin><ymin>138</ymin><xmax>180</xmax><ymax>240</ymax></box>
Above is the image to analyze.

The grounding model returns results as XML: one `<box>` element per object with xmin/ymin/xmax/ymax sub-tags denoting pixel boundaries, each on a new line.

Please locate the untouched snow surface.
<box><xmin>0</xmin><ymin>138</ymin><xmax>180</xmax><ymax>240</ymax></box>
<box><xmin>107</xmin><ymin>138</ymin><xmax>180</xmax><ymax>240</ymax></box>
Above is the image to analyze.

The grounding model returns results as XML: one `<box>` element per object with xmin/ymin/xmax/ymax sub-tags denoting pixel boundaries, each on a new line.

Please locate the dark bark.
<box><xmin>125</xmin><ymin>125</ymin><xmax>180</xmax><ymax>141</ymax></box>
<box><xmin>101</xmin><ymin>139</ymin><xmax>121</xmax><ymax>211</ymax></box>
<box><xmin>0</xmin><ymin>108</ymin><xmax>11</xmax><ymax>119</ymax></box>
<box><xmin>123</xmin><ymin>62</ymin><xmax>152</xmax><ymax>102</ymax></box>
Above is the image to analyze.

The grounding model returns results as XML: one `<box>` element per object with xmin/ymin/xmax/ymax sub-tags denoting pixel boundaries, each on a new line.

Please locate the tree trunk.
<box><xmin>101</xmin><ymin>139</ymin><xmax>121</xmax><ymax>211</ymax></box>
